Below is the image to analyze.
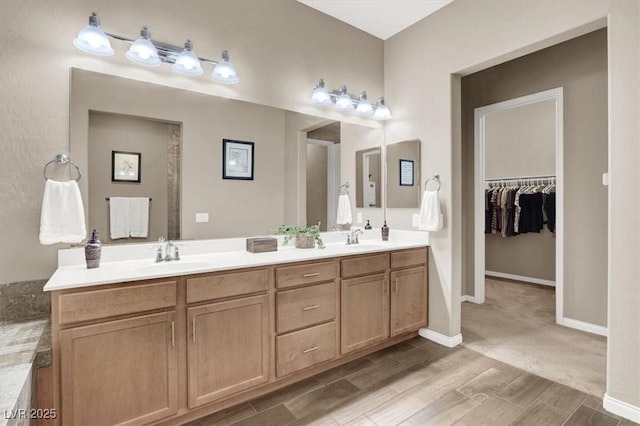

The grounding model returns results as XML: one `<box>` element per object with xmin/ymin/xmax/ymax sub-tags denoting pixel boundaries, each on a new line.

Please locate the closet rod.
<box><xmin>484</xmin><ymin>174</ymin><xmax>555</xmax><ymax>182</ymax></box>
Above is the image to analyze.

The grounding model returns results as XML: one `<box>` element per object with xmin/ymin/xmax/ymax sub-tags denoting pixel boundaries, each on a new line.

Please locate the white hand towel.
<box><xmin>109</xmin><ymin>197</ymin><xmax>130</xmax><ymax>239</ymax></box>
<box><xmin>39</xmin><ymin>180</ymin><xmax>87</xmax><ymax>245</ymax></box>
<box><xmin>128</xmin><ymin>197</ymin><xmax>150</xmax><ymax>238</ymax></box>
<box><xmin>418</xmin><ymin>189</ymin><xmax>443</xmax><ymax>231</ymax></box>
<box><xmin>336</xmin><ymin>194</ymin><xmax>353</xmax><ymax>225</ymax></box>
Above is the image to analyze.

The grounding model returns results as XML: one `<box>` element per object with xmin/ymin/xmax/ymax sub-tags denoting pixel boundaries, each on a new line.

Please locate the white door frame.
<box><xmin>473</xmin><ymin>87</ymin><xmax>564</xmax><ymax>325</ymax></box>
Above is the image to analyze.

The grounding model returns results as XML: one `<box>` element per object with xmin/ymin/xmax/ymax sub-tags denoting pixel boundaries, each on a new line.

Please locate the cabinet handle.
<box><xmin>303</xmin><ymin>304</ymin><xmax>320</xmax><ymax>311</ymax></box>
<box><xmin>384</xmin><ymin>279</ymin><xmax>388</xmax><ymax>293</ymax></box>
<box><xmin>303</xmin><ymin>346</ymin><xmax>320</xmax><ymax>354</ymax></box>
<box><xmin>192</xmin><ymin>318</ymin><xmax>196</xmax><ymax>343</ymax></box>
<box><xmin>394</xmin><ymin>278</ymin><xmax>398</xmax><ymax>294</ymax></box>
<box><xmin>303</xmin><ymin>273</ymin><xmax>320</xmax><ymax>278</ymax></box>
<box><xmin>171</xmin><ymin>321</ymin><xmax>175</xmax><ymax>348</ymax></box>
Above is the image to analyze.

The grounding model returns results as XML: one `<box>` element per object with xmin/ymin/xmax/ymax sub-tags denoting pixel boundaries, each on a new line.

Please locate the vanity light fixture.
<box><xmin>74</xmin><ymin>12</ymin><xmax>239</xmax><ymax>84</ymax></box>
<box><xmin>310</xmin><ymin>79</ymin><xmax>391</xmax><ymax>120</ymax></box>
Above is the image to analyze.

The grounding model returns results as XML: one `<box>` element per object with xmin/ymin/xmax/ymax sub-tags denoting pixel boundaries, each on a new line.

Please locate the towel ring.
<box><xmin>43</xmin><ymin>154</ymin><xmax>82</xmax><ymax>182</ymax></box>
<box><xmin>425</xmin><ymin>174</ymin><xmax>440</xmax><ymax>191</ymax></box>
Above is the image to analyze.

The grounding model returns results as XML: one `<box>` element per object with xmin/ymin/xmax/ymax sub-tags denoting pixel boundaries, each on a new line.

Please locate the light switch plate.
<box><xmin>356</xmin><ymin>212</ymin><xmax>363</xmax><ymax>224</ymax></box>
<box><xmin>602</xmin><ymin>172</ymin><xmax>609</xmax><ymax>186</ymax></box>
<box><xmin>195</xmin><ymin>213</ymin><xmax>209</xmax><ymax>223</ymax></box>
<box><xmin>412</xmin><ymin>213</ymin><xmax>420</xmax><ymax>227</ymax></box>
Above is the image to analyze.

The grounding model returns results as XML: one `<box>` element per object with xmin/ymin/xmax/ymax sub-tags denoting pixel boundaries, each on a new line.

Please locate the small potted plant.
<box><xmin>273</xmin><ymin>223</ymin><xmax>325</xmax><ymax>249</ymax></box>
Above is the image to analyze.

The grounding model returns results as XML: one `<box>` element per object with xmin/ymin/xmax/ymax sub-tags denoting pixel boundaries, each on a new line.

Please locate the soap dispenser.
<box><xmin>85</xmin><ymin>229</ymin><xmax>102</xmax><ymax>269</ymax></box>
<box><xmin>364</xmin><ymin>220</ymin><xmax>372</xmax><ymax>230</ymax></box>
<box><xmin>381</xmin><ymin>221</ymin><xmax>389</xmax><ymax>241</ymax></box>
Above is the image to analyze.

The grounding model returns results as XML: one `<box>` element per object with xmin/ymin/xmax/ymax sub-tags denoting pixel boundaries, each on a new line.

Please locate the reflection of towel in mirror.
<box><xmin>39</xmin><ymin>180</ymin><xmax>87</xmax><ymax>245</ymax></box>
<box><xmin>129</xmin><ymin>198</ymin><xmax>150</xmax><ymax>238</ymax></box>
<box><xmin>109</xmin><ymin>197</ymin><xmax>150</xmax><ymax>239</ymax></box>
<box><xmin>336</xmin><ymin>194</ymin><xmax>353</xmax><ymax>225</ymax></box>
<box><xmin>418</xmin><ymin>189</ymin><xmax>443</xmax><ymax>231</ymax></box>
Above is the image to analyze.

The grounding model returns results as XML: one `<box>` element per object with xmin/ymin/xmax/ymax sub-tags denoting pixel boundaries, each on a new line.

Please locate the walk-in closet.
<box><xmin>460</xmin><ymin>29</ymin><xmax>609</xmax><ymax>397</ymax></box>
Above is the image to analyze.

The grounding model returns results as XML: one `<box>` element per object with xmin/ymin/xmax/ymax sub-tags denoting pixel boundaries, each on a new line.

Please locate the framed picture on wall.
<box><xmin>399</xmin><ymin>159</ymin><xmax>414</xmax><ymax>186</ymax></box>
<box><xmin>112</xmin><ymin>151</ymin><xmax>141</xmax><ymax>183</ymax></box>
<box><xmin>223</xmin><ymin>139</ymin><xmax>254</xmax><ymax>180</ymax></box>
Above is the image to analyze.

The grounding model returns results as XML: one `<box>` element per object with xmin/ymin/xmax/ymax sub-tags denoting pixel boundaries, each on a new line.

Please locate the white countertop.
<box><xmin>44</xmin><ymin>230</ymin><xmax>429</xmax><ymax>292</ymax></box>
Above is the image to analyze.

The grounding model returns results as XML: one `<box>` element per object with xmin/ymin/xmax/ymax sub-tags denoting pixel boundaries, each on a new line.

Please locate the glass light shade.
<box><xmin>211</xmin><ymin>51</ymin><xmax>239</xmax><ymax>84</ymax></box>
<box><xmin>335</xmin><ymin>93</ymin><xmax>354</xmax><ymax>110</ymax></box>
<box><xmin>126</xmin><ymin>28</ymin><xmax>160</xmax><ymax>67</ymax></box>
<box><xmin>373</xmin><ymin>98</ymin><xmax>392</xmax><ymax>120</ymax></box>
<box><xmin>311</xmin><ymin>79</ymin><xmax>332</xmax><ymax>105</ymax></box>
<box><xmin>173</xmin><ymin>41</ymin><xmax>203</xmax><ymax>76</ymax></box>
<box><xmin>355</xmin><ymin>92</ymin><xmax>373</xmax><ymax>116</ymax></box>
<box><xmin>73</xmin><ymin>14</ymin><xmax>113</xmax><ymax>56</ymax></box>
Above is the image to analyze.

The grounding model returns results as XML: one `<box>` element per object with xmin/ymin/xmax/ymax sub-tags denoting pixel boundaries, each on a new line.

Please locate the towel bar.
<box><xmin>105</xmin><ymin>197</ymin><xmax>152</xmax><ymax>201</ymax></box>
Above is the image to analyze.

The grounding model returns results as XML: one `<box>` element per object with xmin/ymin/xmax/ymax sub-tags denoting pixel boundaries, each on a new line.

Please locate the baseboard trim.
<box><xmin>419</xmin><ymin>328</ymin><xmax>463</xmax><ymax>348</ymax></box>
<box><xmin>603</xmin><ymin>393</ymin><xmax>640</xmax><ymax>423</ymax></box>
<box><xmin>485</xmin><ymin>271</ymin><xmax>555</xmax><ymax>287</ymax></box>
<box><xmin>561</xmin><ymin>317</ymin><xmax>608</xmax><ymax>337</ymax></box>
<box><xmin>461</xmin><ymin>295</ymin><xmax>478</xmax><ymax>303</ymax></box>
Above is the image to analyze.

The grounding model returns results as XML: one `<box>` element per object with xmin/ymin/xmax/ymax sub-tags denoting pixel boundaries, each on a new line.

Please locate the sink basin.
<box><xmin>133</xmin><ymin>260</ymin><xmax>211</xmax><ymax>274</ymax></box>
<box><xmin>325</xmin><ymin>241</ymin><xmax>386</xmax><ymax>249</ymax></box>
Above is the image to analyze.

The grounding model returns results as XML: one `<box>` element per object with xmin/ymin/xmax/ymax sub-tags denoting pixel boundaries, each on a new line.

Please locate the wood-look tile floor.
<box><xmin>187</xmin><ymin>338</ymin><xmax>637</xmax><ymax>426</ymax></box>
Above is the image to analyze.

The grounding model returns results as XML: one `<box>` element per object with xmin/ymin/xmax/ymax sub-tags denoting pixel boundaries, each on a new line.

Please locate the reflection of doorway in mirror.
<box><xmin>306</xmin><ymin>121</ymin><xmax>341</xmax><ymax>232</ymax></box>
<box><xmin>362</xmin><ymin>150</ymin><xmax>380</xmax><ymax>207</ymax></box>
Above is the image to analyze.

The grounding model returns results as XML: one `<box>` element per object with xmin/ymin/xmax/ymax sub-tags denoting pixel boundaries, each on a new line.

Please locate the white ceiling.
<box><xmin>297</xmin><ymin>0</ymin><xmax>454</xmax><ymax>40</ymax></box>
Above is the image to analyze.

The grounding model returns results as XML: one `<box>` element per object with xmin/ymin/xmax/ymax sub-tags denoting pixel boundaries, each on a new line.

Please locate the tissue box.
<box><xmin>246</xmin><ymin>237</ymin><xmax>278</xmax><ymax>253</ymax></box>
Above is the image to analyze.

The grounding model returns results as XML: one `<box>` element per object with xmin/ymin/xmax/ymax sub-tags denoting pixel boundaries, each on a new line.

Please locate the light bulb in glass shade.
<box><xmin>335</xmin><ymin>86</ymin><xmax>354</xmax><ymax>111</ymax></box>
<box><xmin>355</xmin><ymin>91</ymin><xmax>373</xmax><ymax>116</ymax></box>
<box><xmin>211</xmin><ymin>50</ymin><xmax>239</xmax><ymax>84</ymax></box>
<box><xmin>311</xmin><ymin>79</ymin><xmax>332</xmax><ymax>106</ymax></box>
<box><xmin>73</xmin><ymin>12</ymin><xmax>114</xmax><ymax>56</ymax></box>
<box><xmin>373</xmin><ymin>97</ymin><xmax>392</xmax><ymax>120</ymax></box>
<box><xmin>126</xmin><ymin>27</ymin><xmax>160</xmax><ymax>67</ymax></box>
<box><xmin>173</xmin><ymin>40</ymin><xmax>203</xmax><ymax>76</ymax></box>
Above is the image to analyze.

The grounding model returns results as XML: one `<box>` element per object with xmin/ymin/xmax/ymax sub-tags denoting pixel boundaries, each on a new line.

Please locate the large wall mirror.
<box><xmin>70</xmin><ymin>69</ymin><xmax>384</xmax><ymax>244</ymax></box>
<box><xmin>386</xmin><ymin>139</ymin><xmax>421</xmax><ymax>208</ymax></box>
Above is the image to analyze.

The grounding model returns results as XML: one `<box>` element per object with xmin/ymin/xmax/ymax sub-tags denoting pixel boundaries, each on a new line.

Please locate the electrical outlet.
<box><xmin>412</xmin><ymin>213</ymin><xmax>420</xmax><ymax>227</ymax></box>
<box><xmin>356</xmin><ymin>212</ymin><xmax>363</xmax><ymax>224</ymax></box>
<box><xmin>195</xmin><ymin>213</ymin><xmax>209</xmax><ymax>223</ymax></box>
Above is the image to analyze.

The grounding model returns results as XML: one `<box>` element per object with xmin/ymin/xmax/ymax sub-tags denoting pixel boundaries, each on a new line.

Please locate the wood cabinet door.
<box><xmin>59</xmin><ymin>311</ymin><xmax>178</xmax><ymax>426</ymax></box>
<box><xmin>390</xmin><ymin>266</ymin><xmax>428</xmax><ymax>337</ymax></box>
<box><xmin>187</xmin><ymin>294</ymin><xmax>269</xmax><ymax>408</ymax></box>
<box><xmin>340</xmin><ymin>273</ymin><xmax>389</xmax><ymax>354</ymax></box>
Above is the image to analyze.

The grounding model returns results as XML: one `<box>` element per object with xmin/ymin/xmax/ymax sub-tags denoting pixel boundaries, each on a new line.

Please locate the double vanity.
<box><xmin>44</xmin><ymin>230</ymin><xmax>430</xmax><ymax>425</ymax></box>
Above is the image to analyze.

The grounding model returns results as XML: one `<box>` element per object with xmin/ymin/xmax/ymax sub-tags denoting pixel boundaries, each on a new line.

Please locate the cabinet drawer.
<box><xmin>276</xmin><ymin>321</ymin><xmax>336</xmax><ymax>377</ymax></box>
<box><xmin>390</xmin><ymin>248</ymin><xmax>427</xmax><ymax>269</ymax></box>
<box><xmin>276</xmin><ymin>261</ymin><xmax>337</xmax><ymax>289</ymax></box>
<box><xmin>58</xmin><ymin>281</ymin><xmax>176</xmax><ymax>325</ymax></box>
<box><xmin>341</xmin><ymin>253</ymin><xmax>389</xmax><ymax>278</ymax></box>
<box><xmin>187</xmin><ymin>268</ymin><xmax>269</xmax><ymax>303</ymax></box>
<box><xmin>276</xmin><ymin>282</ymin><xmax>336</xmax><ymax>333</ymax></box>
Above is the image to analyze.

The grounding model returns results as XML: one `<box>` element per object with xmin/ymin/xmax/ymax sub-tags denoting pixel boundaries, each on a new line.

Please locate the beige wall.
<box><xmin>385</xmin><ymin>1</ymin><xmax>638</xmax><ymax>410</ymax></box>
<box><xmin>88</xmin><ymin>112</ymin><xmax>170</xmax><ymax>244</ymax></box>
<box><xmin>463</xmin><ymin>30</ymin><xmax>607</xmax><ymax>327</ymax></box>
<box><xmin>0</xmin><ymin>0</ymin><xmax>383</xmax><ymax>283</ymax></box>
<box><xmin>306</xmin><ymin>144</ymin><xmax>328</xmax><ymax>229</ymax></box>
<box><xmin>484</xmin><ymin>100</ymin><xmax>556</xmax><ymax>179</ymax></box>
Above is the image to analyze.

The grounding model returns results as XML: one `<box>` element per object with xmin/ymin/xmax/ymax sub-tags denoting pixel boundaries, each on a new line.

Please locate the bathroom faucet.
<box><xmin>165</xmin><ymin>240</ymin><xmax>177</xmax><ymax>261</ymax></box>
<box><xmin>346</xmin><ymin>229</ymin><xmax>363</xmax><ymax>245</ymax></box>
<box><xmin>155</xmin><ymin>237</ymin><xmax>180</xmax><ymax>262</ymax></box>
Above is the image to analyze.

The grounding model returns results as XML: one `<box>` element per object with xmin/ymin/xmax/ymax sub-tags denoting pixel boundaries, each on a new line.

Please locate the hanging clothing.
<box><xmin>484</xmin><ymin>180</ymin><xmax>556</xmax><ymax>238</ymax></box>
